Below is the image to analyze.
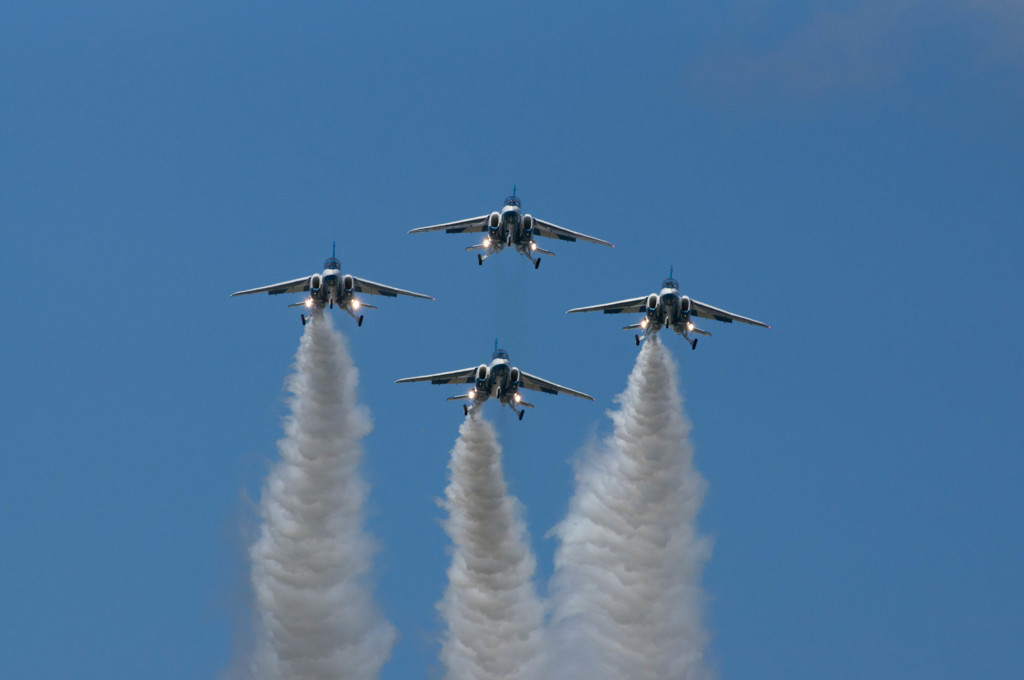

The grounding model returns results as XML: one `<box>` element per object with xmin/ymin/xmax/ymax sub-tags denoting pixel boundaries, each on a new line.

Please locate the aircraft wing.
<box><xmin>231</xmin><ymin>275</ymin><xmax>311</xmax><ymax>297</ymax></box>
<box><xmin>408</xmin><ymin>215</ymin><xmax>491</xmax><ymax>235</ymax></box>
<box><xmin>395</xmin><ymin>367</ymin><xmax>478</xmax><ymax>385</ymax></box>
<box><xmin>351</xmin><ymin>276</ymin><xmax>434</xmax><ymax>300</ymax></box>
<box><xmin>518</xmin><ymin>371</ymin><xmax>595</xmax><ymax>401</ymax></box>
<box><xmin>566</xmin><ymin>296</ymin><xmax>648</xmax><ymax>315</ymax></box>
<box><xmin>690</xmin><ymin>299</ymin><xmax>770</xmax><ymax>328</ymax></box>
<box><xmin>532</xmin><ymin>218</ymin><xmax>614</xmax><ymax>247</ymax></box>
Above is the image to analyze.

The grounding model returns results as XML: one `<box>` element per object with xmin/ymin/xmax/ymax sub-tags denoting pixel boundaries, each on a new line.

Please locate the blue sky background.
<box><xmin>2</xmin><ymin>1</ymin><xmax>1022</xmax><ymax>678</ymax></box>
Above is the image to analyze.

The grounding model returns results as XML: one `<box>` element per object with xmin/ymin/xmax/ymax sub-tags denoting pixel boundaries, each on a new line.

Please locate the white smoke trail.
<box><xmin>249</xmin><ymin>311</ymin><xmax>396</xmax><ymax>680</ymax></box>
<box><xmin>548</xmin><ymin>338</ymin><xmax>713</xmax><ymax>680</ymax></box>
<box><xmin>438</xmin><ymin>414</ymin><xmax>546</xmax><ymax>680</ymax></box>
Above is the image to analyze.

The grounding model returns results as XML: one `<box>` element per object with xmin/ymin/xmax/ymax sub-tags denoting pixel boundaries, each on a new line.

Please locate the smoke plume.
<box><xmin>548</xmin><ymin>338</ymin><xmax>712</xmax><ymax>680</ymax></box>
<box><xmin>438</xmin><ymin>414</ymin><xmax>546</xmax><ymax>680</ymax></box>
<box><xmin>249</xmin><ymin>311</ymin><xmax>396</xmax><ymax>680</ymax></box>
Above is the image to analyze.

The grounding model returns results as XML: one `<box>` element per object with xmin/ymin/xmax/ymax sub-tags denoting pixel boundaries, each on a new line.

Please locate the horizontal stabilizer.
<box><xmin>687</xmin><ymin>326</ymin><xmax>712</xmax><ymax>337</ymax></box>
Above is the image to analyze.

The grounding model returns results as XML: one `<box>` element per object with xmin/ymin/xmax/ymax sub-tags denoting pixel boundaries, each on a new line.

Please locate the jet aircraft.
<box><xmin>232</xmin><ymin>246</ymin><xmax>433</xmax><ymax>326</ymax></box>
<box><xmin>395</xmin><ymin>343</ymin><xmax>594</xmax><ymax>419</ymax></box>
<box><xmin>567</xmin><ymin>270</ymin><xmax>769</xmax><ymax>349</ymax></box>
<box><xmin>408</xmin><ymin>189</ymin><xmax>613</xmax><ymax>268</ymax></box>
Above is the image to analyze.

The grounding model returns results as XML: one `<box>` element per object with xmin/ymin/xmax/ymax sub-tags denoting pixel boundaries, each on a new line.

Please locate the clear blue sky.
<box><xmin>2</xmin><ymin>2</ymin><xmax>1021</xmax><ymax>678</ymax></box>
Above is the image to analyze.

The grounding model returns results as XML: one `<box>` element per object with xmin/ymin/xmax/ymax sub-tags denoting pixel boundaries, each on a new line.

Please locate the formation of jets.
<box><xmin>233</xmin><ymin>191</ymin><xmax>769</xmax><ymax>419</ymax></box>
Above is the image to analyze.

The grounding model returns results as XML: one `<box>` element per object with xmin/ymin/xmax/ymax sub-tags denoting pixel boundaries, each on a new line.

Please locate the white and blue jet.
<box><xmin>232</xmin><ymin>245</ymin><xmax>433</xmax><ymax>326</ymax></box>
<box><xmin>408</xmin><ymin>189</ymin><xmax>613</xmax><ymax>268</ymax></box>
<box><xmin>567</xmin><ymin>270</ymin><xmax>770</xmax><ymax>349</ymax></box>
<box><xmin>395</xmin><ymin>343</ymin><xmax>594</xmax><ymax>419</ymax></box>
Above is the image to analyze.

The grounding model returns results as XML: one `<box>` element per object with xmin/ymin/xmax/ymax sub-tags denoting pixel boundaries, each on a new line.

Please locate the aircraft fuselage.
<box><xmin>470</xmin><ymin>355</ymin><xmax>522</xmax><ymax>409</ymax></box>
<box><xmin>303</xmin><ymin>262</ymin><xmax>365</xmax><ymax>325</ymax></box>
<box><xmin>309</xmin><ymin>265</ymin><xmax>352</xmax><ymax>309</ymax></box>
<box><xmin>639</xmin><ymin>281</ymin><xmax>699</xmax><ymax>344</ymax></box>
<box><xmin>486</xmin><ymin>203</ymin><xmax>536</xmax><ymax>252</ymax></box>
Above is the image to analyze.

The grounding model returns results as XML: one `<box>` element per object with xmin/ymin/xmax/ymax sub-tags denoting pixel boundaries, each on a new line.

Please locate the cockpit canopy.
<box><xmin>324</xmin><ymin>257</ymin><xmax>341</xmax><ymax>271</ymax></box>
<box><xmin>492</xmin><ymin>348</ymin><xmax>510</xmax><ymax>361</ymax></box>
<box><xmin>503</xmin><ymin>195</ymin><xmax>521</xmax><ymax>208</ymax></box>
<box><xmin>662</xmin><ymin>278</ymin><xmax>679</xmax><ymax>290</ymax></box>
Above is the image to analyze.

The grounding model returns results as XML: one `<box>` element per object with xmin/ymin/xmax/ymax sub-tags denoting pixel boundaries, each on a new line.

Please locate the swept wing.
<box><xmin>533</xmin><ymin>218</ymin><xmax>613</xmax><ymax>247</ymax></box>
<box><xmin>408</xmin><ymin>216</ymin><xmax>490</xmax><ymax>235</ymax></box>
<box><xmin>691</xmin><ymin>299</ymin><xmax>770</xmax><ymax>328</ymax></box>
<box><xmin>231</xmin><ymin>275</ymin><xmax>311</xmax><ymax>297</ymax></box>
<box><xmin>566</xmin><ymin>296</ymin><xmax>648</xmax><ymax>315</ymax></box>
<box><xmin>351</xmin><ymin>276</ymin><xmax>433</xmax><ymax>300</ymax></box>
<box><xmin>519</xmin><ymin>371</ymin><xmax>595</xmax><ymax>401</ymax></box>
<box><xmin>395</xmin><ymin>367</ymin><xmax>479</xmax><ymax>385</ymax></box>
